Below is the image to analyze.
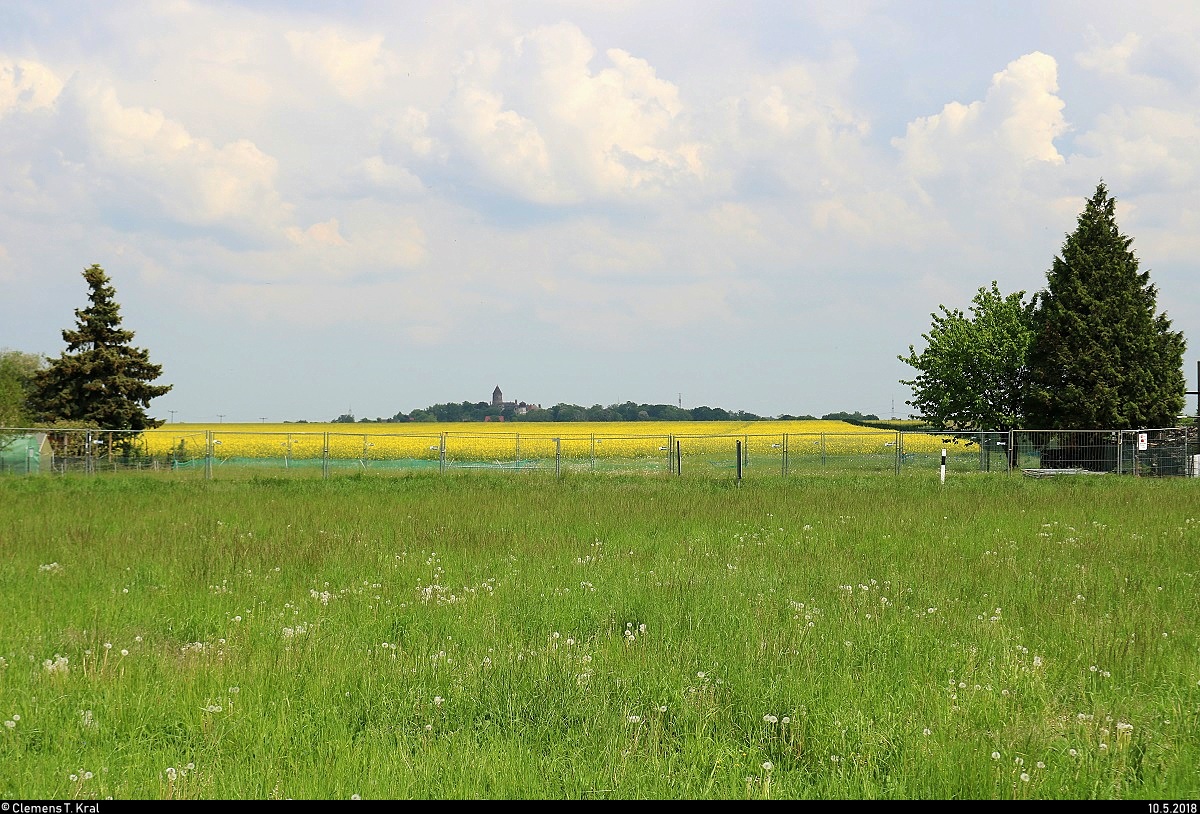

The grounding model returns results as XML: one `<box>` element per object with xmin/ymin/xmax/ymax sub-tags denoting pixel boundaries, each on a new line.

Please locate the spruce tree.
<box><xmin>1024</xmin><ymin>182</ymin><xmax>1186</xmax><ymax>429</ymax></box>
<box><xmin>31</xmin><ymin>264</ymin><xmax>172</xmax><ymax>431</ymax></box>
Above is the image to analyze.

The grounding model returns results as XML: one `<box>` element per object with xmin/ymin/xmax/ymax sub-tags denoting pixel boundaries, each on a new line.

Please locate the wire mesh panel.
<box><xmin>208</xmin><ymin>431</ymin><xmax>295</xmax><ymax>473</ymax></box>
<box><xmin>781</xmin><ymin>432</ymin><xmax>900</xmax><ymax>473</ymax></box>
<box><xmin>34</xmin><ymin>428</ymin><xmax>192</xmax><ymax>475</ymax></box>
<box><xmin>1016</xmin><ymin>430</ymin><xmax>1126</xmax><ymax>474</ymax></box>
<box><xmin>324</xmin><ymin>431</ymin><xmax>443</xmax><ymax>475</ymax></box>
<box><xmin>1130</xmin><ymin>427</ymin><xmax>1194</xmax><ymax>477</ymax></box>
<box><xmin>440</xmin><ymin>432</ymin><xmax>522</xmax><ymax>472</ymax></box>
<box><xmin>899</xmin><ymin>431</ymin><xmax>1013</xmax><ymax>473</ymax></box>
<box><xmin>5</xmin><ymin>424</ymin><xmax>1198</xmax><ymax>479</ymax></box>
<box><xmin>670</xmin><ymin>433</ymin><xmax>788</xmax><ymax>477</ymax></box>
<box><xmin>673</xmin><ymin>433</ymin><xmax>746</xmax><ymax>476</ymax></box>
<box><xmin>586</xmin><ymin>434</ymin><xmax>671</xmax><ymax>474</ymax></box>
<box><xmin>556</xmin><ymin>435</ymin><xmax>602</xmax><ymax>474</ymax></box>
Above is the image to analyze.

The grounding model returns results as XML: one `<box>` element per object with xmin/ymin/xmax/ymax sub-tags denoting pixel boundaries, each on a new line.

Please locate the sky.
<box><xmin>2</xmin><ymin>1</ymin><xmax>1199</xmax><ymax>424</ymax></box>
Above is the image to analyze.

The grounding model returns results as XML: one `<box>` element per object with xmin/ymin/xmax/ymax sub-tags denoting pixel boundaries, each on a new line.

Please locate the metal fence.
<box><xmin>2</xmin><ymin>426</ymin><xmax>1197</xmax><ymax>479</ymax></box>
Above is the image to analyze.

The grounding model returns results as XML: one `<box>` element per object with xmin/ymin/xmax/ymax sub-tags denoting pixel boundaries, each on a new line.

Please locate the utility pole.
<box><xmin>1189</xmin><ymin>360</ymin><xmax>1199</xmax><ymax>418</ymax></box>
<box><xmin>168</xmin><ymin>410</ymin><xmax>176</xmax><ymax>423</ymax></box>
<box><xmin>217</xmin><ymin>414</ymin><xmax>225</xmax><ymax>423</ymax></box>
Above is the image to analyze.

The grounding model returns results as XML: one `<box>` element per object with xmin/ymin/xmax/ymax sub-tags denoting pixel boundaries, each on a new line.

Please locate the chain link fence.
<box><xmin>2</xmin><ymin>426</ymin><xmax>1197</xmax><ymax>479</ymax></box>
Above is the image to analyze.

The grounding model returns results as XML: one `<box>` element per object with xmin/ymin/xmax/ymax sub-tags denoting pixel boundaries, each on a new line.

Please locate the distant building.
<box><xmin>492</xmin><ymin>386</ymin><xmax>540</xmax><ymax>415</ymax></box>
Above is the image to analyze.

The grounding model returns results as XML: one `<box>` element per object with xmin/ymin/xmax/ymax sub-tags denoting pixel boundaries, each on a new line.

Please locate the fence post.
<box><xmin>940</xmin><ymin>448</ymin><xmax>946</xmax><ymax>484</ymax></box>
<box><xmin>439</xmin><ymin>433</ymin><xmax>446</xmax><ymax>474</ymax></box>
<box><xmin>555</xmin><ymin>438</ymin><xmax>561</xmax><ymax>477</ymax></box>
<box><xmin>895</xmin><ymin>431</ymin><xmax>901</xmax><ymax>475</ymax></box>
<box><xmin>591</xmin><ymin>434</ymin><xmax>596</xmax><ymax>472</ymax></box>
<box><xmin>205</xmin><ymin>430</ymin><xmax>213</xmax><ymax>480</ymax></box>
<box><xmin>677</xmin><ymin>440</ymin><xmax>682</xmax><ymax>476</ymax></box>
<box><xmin>736</xmin><ymin>440</ymin><xmax>742</xmax><ymax>483</ymax></box>
<box><xmin>782</xmin><ymin>433</ymin><xmax>788</xmax><ymax>477</ymax></box>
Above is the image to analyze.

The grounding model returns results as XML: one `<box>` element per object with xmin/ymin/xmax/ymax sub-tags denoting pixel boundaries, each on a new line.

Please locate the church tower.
<box><xmin>492</xmin><ymin>386</ymin><xmax>503</xmax><ymax>407</ymax></box>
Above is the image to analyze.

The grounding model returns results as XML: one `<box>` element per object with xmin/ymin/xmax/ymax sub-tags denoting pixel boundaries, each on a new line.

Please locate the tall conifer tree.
<box><xmin>1024</xmin><ymin>182</ymin><xmax>1186</xmax><ymax>429</ymax></box>
<box><xmin>31</xmin><ymin>264</ymin><xmax>172</xmax><ymax>431</ymax></box>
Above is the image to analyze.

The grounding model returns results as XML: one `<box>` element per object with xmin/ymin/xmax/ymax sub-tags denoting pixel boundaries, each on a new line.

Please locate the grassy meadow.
<box><xmin>0</xmin><ymin>470</ymin><xmax>1198</xmax><ymax>799</ymax></box>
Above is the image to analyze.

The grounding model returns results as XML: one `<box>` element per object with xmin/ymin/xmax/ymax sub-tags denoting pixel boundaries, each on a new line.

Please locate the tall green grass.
<box><xmin>0</xmin><ymin>472</ymin><xmax>1198</xmax><ymax>799</ymax></box>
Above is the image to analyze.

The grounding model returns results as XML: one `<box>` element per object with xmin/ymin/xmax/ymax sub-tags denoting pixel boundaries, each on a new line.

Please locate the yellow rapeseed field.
<box><xmin>141</xmin><ymin>420</ymin><xmax>973</xmax><ymax>462</ymax></box>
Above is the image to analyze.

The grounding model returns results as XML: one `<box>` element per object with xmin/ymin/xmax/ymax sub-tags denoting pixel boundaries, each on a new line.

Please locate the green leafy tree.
<box><xmin>0</xmin><ymin>349</ymin><xmax>46</xmax><ymax>427</ymax></box>
<box><xmin>900</xmin><ymin>281</ymin><xmax>1034</xmax><ymax>431</ymax></box>
<box><xmin>1024</xmin><ymin>182</ymin><xmax>1186</xmax><ymax>429</ymax></box>
<box><xmin>30</xmin><ymin>264</ymin><xmax>172</xmax><ymax>431</ymax></box>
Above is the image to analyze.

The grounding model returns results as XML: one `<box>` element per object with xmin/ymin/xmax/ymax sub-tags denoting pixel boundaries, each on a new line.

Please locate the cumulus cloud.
<box><xmin>1076</xmin><ymin>106</ymin><xmax>1200</xmax><ymax>189</ymax></box>
<box><xmin>893</xmin><ymin>52</ymin><xmax>1068</xmax><ymax>177</ymax></box>
<box><xmin>0</xmin><ymin>58</ymin><xmax>63</xmax><ymax>116</ymax></box>
<box><xmin>285</xmin><ymin>27</ymin><xmax>399</xmax><ymax>99</ymax></box>
<box><xmin>285</xmin><ymin>218</ymin><xmax>349</xmax><ymax>249</ymax></box>
<box><xmin>1076</xmin><ymin>31</ymin><xmax>1141</xmax><ymax>76</ymax></box>
<box><xmin>56</xmin><ymin>78</ymin><xmax>294</xmax><ymax>240</ymax></box>
<box><xmin>355</xmin><ymin>155</ymin><xmax>427</xmax><ymax>194</ymax></box>
<box><xmin>434</xmin><ymin>22</ymin><xmax>705</xmax><ymax>204</ymax></box>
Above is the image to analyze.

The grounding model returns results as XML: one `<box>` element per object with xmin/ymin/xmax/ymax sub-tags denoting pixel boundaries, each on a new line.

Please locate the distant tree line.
<box><xmin>330</xmin><ymin>404</ymin><xmax>884</xmax><ymax>424</ymax></box>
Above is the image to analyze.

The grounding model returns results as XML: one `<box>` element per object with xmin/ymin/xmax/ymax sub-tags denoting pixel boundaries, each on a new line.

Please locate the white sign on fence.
<box><xmin>1138</xmin><ymin>432</ymin><xmax>1148</xmax><ymax>451</ymax></box>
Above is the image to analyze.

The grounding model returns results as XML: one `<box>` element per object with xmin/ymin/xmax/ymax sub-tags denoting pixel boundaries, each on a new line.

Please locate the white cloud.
<box><xmin>438</xmin><ymin>22</ymin><xmax>705</xmax><ymax>203</ymax></box>
<box><xmin>285</xmin><ymin>27</ymin><xmax>398</xmax><ymax>99</ymax></box>
<box><xmin>285</xmin><ymin>218</ymin><xmax>349</xmax><ymax>249</ymax></box>
<box><xmin>1075</xmin><ymin>106</ymin><xmax>1200</xmax><ymax>189</ymax></box>
<box><xmin>356</xmin><ymin>155</ymin><xmax>426</xmax><ymax>194</ymax></box>
<box><xmin>0</xmin><ymin>58</ymin><xmax>63</xmax><ymax>116</ymax></box>
<box><xmin>893</xmin><ymin>52</ymin><xmax>1068</xmax><ymax>177</ymax></box>
<box><xmin>446</xmin><ymin>82</ymin><xmax>559</xmax><ymax>202</ymax></box>
<box><xmin>1076</xmin><ymin>31</ymin><xmax>1140</xmax><ymax>76</ymax></box>
<box><xmin>59</xmin><ymin>79</ymin><xmax>293</xmax><ymax>238</ymax></box>
<box><xmin>4</xmin><ymin>3</ymin><xmax>1200</xmax><ymax>422</ymax></box>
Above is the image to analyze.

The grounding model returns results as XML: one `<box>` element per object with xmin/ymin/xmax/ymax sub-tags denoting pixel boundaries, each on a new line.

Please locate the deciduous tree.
<box><xmin>900</xmin><ymin>282</ymin><xmax>1034</xmax><ymax>431</ymax></box>
<box><xmin>0</xmin><ymin>349</ymin><xmax>45</xmax><ymax>427</ymax></box>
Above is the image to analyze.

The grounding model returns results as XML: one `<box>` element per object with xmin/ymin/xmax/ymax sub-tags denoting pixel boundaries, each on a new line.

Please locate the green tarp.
<box><xmin>0</xmin><ymin>433</ymin><xmax>42</xmax><ymax>474</ymax></box>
